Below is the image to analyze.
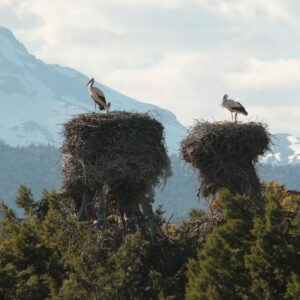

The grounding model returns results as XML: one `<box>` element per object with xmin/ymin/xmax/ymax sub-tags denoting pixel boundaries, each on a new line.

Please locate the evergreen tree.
<box><xmin>0</xmin><ymin>214</ymin><xmax>62</xmax><ymax>298</ymax></box>
<box><xmin>15</xmin><ymin>185</ymin><xmax>35</xmax><ymax>216</ymax></box>
<box><xmin>185</xmin><ymin>189</ymin><xmax>255</xmax><ymax>299</ymax></box>
<box><xmin>4</xmin><ymin>182</ymin><xmax>300</xmax><ymax>299</ymax></box>
<box><xmin>285</xmin><ymin>273</ymin><xmax>300</xmax><ymax>299</ymax></box>
<box><xmin>245</xmin><ymin>193</ymin><xmax>300</xmax><ymax>299</ymax></box>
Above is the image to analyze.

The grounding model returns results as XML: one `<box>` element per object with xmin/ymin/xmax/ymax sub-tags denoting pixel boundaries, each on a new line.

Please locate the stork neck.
<box><xmin>88</xmin><ymin>81</ymin><xmax>94</xmax><ymax>91</ymax></box>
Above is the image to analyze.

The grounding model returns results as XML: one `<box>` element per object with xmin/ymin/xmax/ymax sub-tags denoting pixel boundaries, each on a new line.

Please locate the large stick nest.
<box><xmin>61</xmin><ymin>112</ymin><xmax>171</xmax><ymax>199</ymax></box>
<box><xmin>180</xmin><ymin>121</ymin><xmax>271</xmax><ymax>199</ymax></box>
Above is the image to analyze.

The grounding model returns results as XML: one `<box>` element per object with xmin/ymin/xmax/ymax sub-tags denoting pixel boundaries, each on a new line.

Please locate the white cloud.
<box><xmin>1</xmin><ymin>0</ymin><xmax>300</xmax><ymax>134</ymax></box>
<box><xmin>224</xmin><ymin>58</ymin><xmax>300</xmax><ymax>90</ymax></box>
<box><xmin>108</xmin><ymin>0</ymin><xmax>182</xmax><ymax>9</ymax></box>
<box><xmin>0</xmin><ymin>0</ymin><xmax>11</xmax><ymax>8</ymax></box>
<box><xmin>194</xmin><ymin>0</ymin><xmax>295</xmax><ymax>24</ymax></box>
<box><xmin>248</xmin><ymin>105</ymin><xmax>300</xmax><ymax>136</ymax></box>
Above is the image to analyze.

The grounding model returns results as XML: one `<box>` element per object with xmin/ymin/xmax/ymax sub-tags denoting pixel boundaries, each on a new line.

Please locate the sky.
<box><xmin>1</xmin><ymin>0</ymin><xmax>300</xmax><ymax>134</ymax></box>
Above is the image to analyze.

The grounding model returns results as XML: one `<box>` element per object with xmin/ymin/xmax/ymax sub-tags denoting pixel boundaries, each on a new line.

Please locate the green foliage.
<box><xmin>2</xmin><ymin>182</ymin><xmax>300</xmax><ymax>299</ymax></box>
<box><xmin>0</xmin><ymin>216</ymin><xmax>63</xmax><ymax>299</ymax></box>
<box><xmin>0</xmin><ymin>186</ymin><xmax>198</xmax><ymax>299</ymax></box>
<box><xmin>186</xmin><ymin>183</ymin><xmax>300</xmax><ymax>299</ymax></box>
<box><xmin>15</xmin><ymin>185</ymin><xmax>35</xmax><ymax>215</ymax></box>
<box><xmin>245</xmin><ymin>186</ymin><xmax>300</xmax><ymax>299</ymax></box>
<box><xmin>285</xmin><ymin>273</ymin><xmax>300</xmax><ymax>299</ymax></box>
<box><xmin>185</xmin><ymin>190</ymin><xmax>255</xmax><ymax>299</ymax></box>
<box><xmin>0</xmin><ymin>201</ymin><xmax>17</xmax><ymax>222</ymax></box>
<box><xmin>245</xmin><ymin>195</ymin><xmax>293</xmax><ymax>298</ymax></box>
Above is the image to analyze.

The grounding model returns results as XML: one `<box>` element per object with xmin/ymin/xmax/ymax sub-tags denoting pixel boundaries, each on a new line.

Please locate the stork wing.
<box><xmin>94</xmin><ymin>86</ymin><xmax>105</xmax><ymax>97</ymax></box>
<box><xmin>236</xmin><ymin>102</ymin><xmax>245</xmax><ymax>109</ymax></box>
<box><xmin>94</xmin><ymin>95</ymin><xmax>106</xmax><ymax>108</ymax></box>
<box><xmin>94</xmin><ymin>87</ymin><xmax>106</xmax><ymax>107</ymax></box>
<box><xmin>227</xmin><ymin>99</ymin><xmax>242</xmax><ymax>108</ymax></box>
<box><xmin>233</xmin><ymin>102</ymin><xmax>248</xmax><ymax>115</ymax></box>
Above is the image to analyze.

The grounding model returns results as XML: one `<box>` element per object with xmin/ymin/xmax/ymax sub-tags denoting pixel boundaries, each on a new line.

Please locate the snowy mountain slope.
<box><xmin>261</xmin><ymin>133</ymin><xmax>300</xmax><ymax>165</ymax></box>
<box><xmin>0</xmin><ymin>26</ymin><xmax>186</xmax><ymax>153</ymax></box>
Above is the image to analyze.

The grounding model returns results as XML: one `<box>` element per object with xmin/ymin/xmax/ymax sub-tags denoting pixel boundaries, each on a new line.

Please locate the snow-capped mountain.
<box><xmin>261</xmin><ymin>133</ymin><xmax>300</xmax><ymax>165</ymax></box>
<box><xmin>0</xmin><ymin>26</ymin><xmax>186</xmax><ymax>153</ymax></box>
<box><xmin>1</xmin><ymin>26</ymin><xmax>300</xmax><ymax>165</ymax></box>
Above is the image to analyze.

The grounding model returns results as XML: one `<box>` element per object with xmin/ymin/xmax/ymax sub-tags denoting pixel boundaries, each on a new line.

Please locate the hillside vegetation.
<box><xmin>0</xmin><ymin>143</ymin><xmax>300</xmax><ymax>217</ymax></box>
<box><xmin>0</xmin><ymin>143</ymin><xmax>60</xmax><ymax>212</ymax></box>
<box><xmin>0</xmin><ymin>143</ymin><xmax>201</xmax><ymax>218</ymax></box>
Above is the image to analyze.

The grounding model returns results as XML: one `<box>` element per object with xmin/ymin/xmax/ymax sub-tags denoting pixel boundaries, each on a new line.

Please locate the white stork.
<box><xmin>86</xmin><ymin>78</ymin><xmax>111</xmax><ymax>113</ymax></box>
<box><xmin>222</xmin><ymin>94</ymin><xmax>248</xmax><ymax>122</ymax></box>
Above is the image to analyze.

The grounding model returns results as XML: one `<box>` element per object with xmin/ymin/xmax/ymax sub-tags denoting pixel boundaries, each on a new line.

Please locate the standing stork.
<box><xmin>86</xmin><ymin>78</ymin><xmax>111</xmax><ymax>113</ymax></box>
<box><xmin>222</xmin><ymin>94</ymin><xmax>248</xmax><ymax>122</ymax></box>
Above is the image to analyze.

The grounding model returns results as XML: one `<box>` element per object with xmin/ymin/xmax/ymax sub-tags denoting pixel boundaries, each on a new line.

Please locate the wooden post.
<box><xmin>77</xmin><ymin>191</ymin><xmax>89</xmax><ymax>221</ymax></box>
<box><xmin>141</xmin><ymin>197</ymin><xmax>156</xmax><ymax>237</ymax></box>
<box><xmin>95</xmin><ymin>192</ymin><xmax>107</xmax><ymax>225</ymax></box>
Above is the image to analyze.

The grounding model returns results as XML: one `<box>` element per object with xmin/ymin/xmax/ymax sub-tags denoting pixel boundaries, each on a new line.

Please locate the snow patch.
<box><xmin>287</xmin><ymin>135</ymin><xmax>300</xmax><ymax>163</ymax></box>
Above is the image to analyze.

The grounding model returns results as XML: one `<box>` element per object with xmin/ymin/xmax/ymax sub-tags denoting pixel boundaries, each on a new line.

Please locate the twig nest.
<box><xmin>61</xmin><ymin>112</ymin><xmax>171</xmax><ymax>197</ymax></box>
<box><xmin>180</xmin><ymin>121</ymin><xmax>271</xmax><ymax>199</ymax></box>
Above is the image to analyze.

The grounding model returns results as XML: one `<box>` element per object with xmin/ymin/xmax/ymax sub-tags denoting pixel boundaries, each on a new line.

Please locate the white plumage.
<box><xmin>86</xmin><ymin>78</ymin><xmax>111</xmax><ymax>113</ymax></box>
<box><xmin>222</xmin><ymin>94</ymin><xmax>248</xmax><ymax>122</ymax></box>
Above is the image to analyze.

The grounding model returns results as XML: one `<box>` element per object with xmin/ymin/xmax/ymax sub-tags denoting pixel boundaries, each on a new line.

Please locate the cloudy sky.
<box><xmin>1</xmin><ymin>0</ymin><xmax>300</xmax><ymax>134</ymax></box>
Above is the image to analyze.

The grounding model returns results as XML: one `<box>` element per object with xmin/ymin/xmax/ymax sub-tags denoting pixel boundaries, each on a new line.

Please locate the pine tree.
<box><xmin>15</xmin><ymin>185</ymin><xmax>35</xmax><ymax>216</ymax></box>
<box><xmin>285</xmin><ymin>273</ymin><xmax>300</xmax><ymax>299</ymax></box>
<box><xmin>185</xmin><ymin>189</ymin><xmax>255</xmax><ymax>299</ymax></box>
<box><xmin>245</xmin><ymin>194</ymin><xmax>299</xmax><ymax>299</ymax></box>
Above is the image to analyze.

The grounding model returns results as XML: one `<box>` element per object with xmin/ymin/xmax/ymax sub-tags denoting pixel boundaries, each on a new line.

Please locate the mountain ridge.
<box><xmin>0</xmin><ymin>26</ymin><xmax>186</xmax><ymax>153</ymax></box>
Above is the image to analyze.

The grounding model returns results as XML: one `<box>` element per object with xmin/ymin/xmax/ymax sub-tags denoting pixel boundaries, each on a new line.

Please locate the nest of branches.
<box><xmin>189</xmin><ymin>209</ymin><xmax>224</xmax><ymax>245</ymax></box>
<box><xmin>61</xmin><ymin>112</ymin><xmax>170</xmax><ymax>204</ymax></box>
<box><xmin>180</xmin><ymin>121</ymin><xmax>271</xmax><ymax>201</ymax></box>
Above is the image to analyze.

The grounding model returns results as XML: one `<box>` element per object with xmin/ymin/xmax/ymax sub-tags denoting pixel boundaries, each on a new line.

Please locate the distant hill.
<box><xmin>0</xmin><ymin>143</ymin><xmax>201</xmax><ymax>218</ymax></box>
<box><xmin>0</xmin><ymin>143</ymin><xmax>61</xmax><ymax>214</ymax></box>
<box><xmin>1</xmin><ymin>143</ymin><xmax>300</xmax><ymax>219</ymax></box>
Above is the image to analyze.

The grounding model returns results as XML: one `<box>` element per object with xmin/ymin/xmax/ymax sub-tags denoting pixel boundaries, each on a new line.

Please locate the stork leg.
<box><xmin>94</xmin><ymin>102</ymin><xmax>96</xmax><ymax>112</ymax></box>
<box><xmin>234</xmin><ymin>112</ymin><xmax>238</xmax><ymax>122</ymax></box>
<box><xmin>105</xmin><ymin>103</ymin><xmax>111</xmax><ymax>114</ymax></box>
<box><xmin>231</xmin><ymin>112</ymin><xmax>233</xmax><ymax>121</ymax></box>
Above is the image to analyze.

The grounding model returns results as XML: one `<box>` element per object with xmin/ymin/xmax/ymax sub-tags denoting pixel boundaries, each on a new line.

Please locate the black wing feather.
<box><xmin>232</xmin><ymin>102</ymin><xmax>248</xmax><ymax>115</ymax></box>
<box><xmin>96</xmin><ymin>93</ymin><xmax>107</xmax><ymax>110</ymax></box>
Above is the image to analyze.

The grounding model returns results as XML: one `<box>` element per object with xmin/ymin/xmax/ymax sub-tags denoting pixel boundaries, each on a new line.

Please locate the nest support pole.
<box><xmin>95</xmin><ymin>191</ymin><xmax>108</xmax><ymax>226</ymax></box>
<box><xmin>77</xmin><ymin>191</ymin><xmax>90</xmax><ymax>221</ymax></box>
<box><xmin>140</xmin><ymin>197</ymin><xmax>156</xmax><ymax>237</ymax></box>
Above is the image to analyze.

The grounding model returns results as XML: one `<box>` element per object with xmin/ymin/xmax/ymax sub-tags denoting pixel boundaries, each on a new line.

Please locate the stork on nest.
<box><xmin>222</xmin><ymin>94</ymin><xmax>248</xmax><ymax>122</ymax></box>
<box><xmin>86</xmin><ymin>78</ymin><xmax>111</xmax><ymax>113</ymax></box>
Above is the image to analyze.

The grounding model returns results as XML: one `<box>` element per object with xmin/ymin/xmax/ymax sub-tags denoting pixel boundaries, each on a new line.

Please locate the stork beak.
<box><xmin>86</xmin><ymin>79</ymin><xmax>92</xmax><ymax>86</ymax></box>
